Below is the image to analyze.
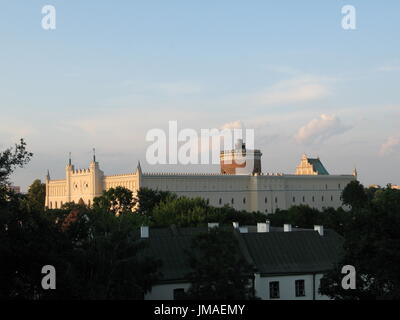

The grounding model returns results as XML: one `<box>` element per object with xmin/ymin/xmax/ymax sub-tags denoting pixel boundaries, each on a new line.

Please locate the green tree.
<box><xmin>341</xmin><ymin>180</ymin><xmax>368</xmax><ymax>210</ymax></box>
<box><xmin>27</xmin><ymin>179</ymin><xmax>46</xmax><ymax>212</ymax></box>
<box><xmin>93</xmin><ymin>186</ymin><xmax>135</xmax><ymax>215</ymax></box>
<box><xmin>133</xmin><ymin>187</ymin><xmax>176</xmax><ymax>215</ymax></box>
<box><xmin>184</xmin><ymin>228</ymin><xmax>256</xmax><ymax>300</ymax></box>
<box><xmin>0</xmin><ymin>139</ymin><xmax>32</xmax><ymax>187</ymax></box>
<box><xmin>320</xmin><ymin>188</ymin><xmax>400</xmax><ymax>300</ymax></box>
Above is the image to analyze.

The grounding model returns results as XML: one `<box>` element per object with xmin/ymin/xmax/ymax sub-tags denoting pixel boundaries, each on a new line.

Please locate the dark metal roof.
<box><xmin>241</xmin><ymin>230</ymin><xmax>343</xmax><ymax>275</ymax></box>
<box><xmin>140</xmin><ymin>226</ymin><xmax>343</xmax><ymax>282</ymax></box>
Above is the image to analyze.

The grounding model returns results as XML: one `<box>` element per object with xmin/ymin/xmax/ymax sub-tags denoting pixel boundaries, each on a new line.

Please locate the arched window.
<box><xmin>265</xmin><ymin>197</ymin><xmax>268</xmax><ymax>203</ymax></box>
<box><xmin>331</xmin><ymin>196</ymin><xmax>333</xmax><ymax>201</ymax></box>
<box><xmin>303</xmin><ymin>196</ymin><xmax>305</xmax><ymax>202</ymax></box>
<box><xmin>50</xmin><ymin>202</ymin><xmax>52</xmax><ymax>209</ymax></box>
<box><xmin>243</xmin><ymin>197</ymin><xmax>246</xmax><ymax>204</ymax></box>
<box><xmin>231</xmin><ymin>198</ymin><xmax>234</xmax><ymax>205</ymax></box>
<box><xmin>55</xmin><ymin>202</ymin><xmax>57</xmax><ymax>209</ymax></box>
<box><xmin>312</xmin><ymin>196</ymin><xmax>315</xmax><ymax>202</ymax></box>
<box><xmin>275</xmin><ymin>197</ymin><xmax>278</xmax><ymax>204</ymax></box>
<box><xmin>292</xmin><ymin>197</ymin><xmax>296</xmax><ymax>203</ymax></box>
<box><xmin>219</xmin><ymin>198</ymin><xmax>222</xmax><ymax>205</ymax></box>
<box><xmin>322</xmin><ymin>196</ymin><xmax>324</xmax><ymax>202</ymax></box>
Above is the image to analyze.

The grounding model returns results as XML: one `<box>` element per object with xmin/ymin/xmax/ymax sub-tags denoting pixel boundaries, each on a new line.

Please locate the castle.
<box><xmin>45</xmin><ymin>144</ymin><xmax>356</xmax><ymax>213</ymax></box>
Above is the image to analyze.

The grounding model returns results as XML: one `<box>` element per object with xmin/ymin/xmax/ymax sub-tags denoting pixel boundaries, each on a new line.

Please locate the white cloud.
<box><xmin>220</xmin><ymin>120</ymin><xmax>244</xmax><ymax>130</ymax></box>
<box><xmin>380</xmin><ymin>136</ymin><xmax>400</xmax><ymax>156</ymax></box>
<box><xmin>377</xmin><ymin>65</ymin><xmax>400</xmax><ymax>72</ymax></box>
<box><xmin>294</xmin><ymin>114</ymin><xmax>351</xmax><ymax>145</ymax></box>
<box><xmin>254</xmin><ymin>76</ymin><xmax>330</xmax><ymax>106</ymax></box>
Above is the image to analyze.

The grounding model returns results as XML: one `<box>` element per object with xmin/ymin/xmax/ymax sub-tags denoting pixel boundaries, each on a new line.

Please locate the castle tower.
<box><xmin>220</xmin><ymin>139</ymin><xmax>262</xmax><ymax>175</ymax></box>
<box><xmin>89</xmin><ymin>148</ymin><xmax>104</xmax><ymax>200</ymax></box>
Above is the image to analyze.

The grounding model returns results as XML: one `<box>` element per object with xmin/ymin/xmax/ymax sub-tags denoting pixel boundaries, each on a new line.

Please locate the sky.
<box><xmin>1</xmin><ymin>0</ymin><xmax>399</xmax><ymax>191</ymax></box>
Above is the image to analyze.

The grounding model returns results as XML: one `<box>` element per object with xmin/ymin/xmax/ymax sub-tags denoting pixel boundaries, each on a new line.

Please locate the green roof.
<box><xmin>308</xmin><ymin>158</ymin><xmax>330</xmax><ymax>175</ymax></box>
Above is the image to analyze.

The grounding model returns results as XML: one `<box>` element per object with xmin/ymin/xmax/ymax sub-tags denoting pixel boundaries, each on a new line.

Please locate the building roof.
<box><xmin>240</xmin><ymin>230</ymin><xmax>343</xmax><ymax>275</ymax></box>
<box><xmin>139</xmin><ymin>225</ymin><xmax>343</xmax><ymax>282</ymax></box>
<box><xmin>307</xmin><ymin>158</ymin><xmax>330</xmax><ymax>175</ymax></box>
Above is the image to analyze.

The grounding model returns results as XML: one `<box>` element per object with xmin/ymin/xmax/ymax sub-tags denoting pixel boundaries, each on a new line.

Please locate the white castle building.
<box><xmin>45</xmin><ymin>144</ymin><xmax>356</xmax><ymax>213</ymax></box>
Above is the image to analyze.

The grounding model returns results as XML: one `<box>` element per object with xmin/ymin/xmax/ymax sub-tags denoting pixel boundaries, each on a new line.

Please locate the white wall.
<box><xmin>145</xmin><ymin>283</ymin><xmax>190</xmax><ymax>300</ymax></box>
<box><xmin>254</xmin><ymin>273</ymin><xmax>330</xmax><ymax>300</ymax></box>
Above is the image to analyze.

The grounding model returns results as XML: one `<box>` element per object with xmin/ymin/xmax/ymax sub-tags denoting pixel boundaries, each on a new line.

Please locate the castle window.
<box><xmin>265</xmin><ymin>197</ymin><xmax>268</xmax><ymax>203</ymax></box>
<box><xmin>312</xmin><ymin>196</ymin><xmax>315</xmax><ymax>202</ymax></box>
<box><xmin>303</xmin><ymin>196</ymin><xmax>305</xmax><ymax>202</ymax></box>
<box><xmin>265</xmin><ymin>208</ymin><xmax>268</xmax><ymax>213</ymax></box>
<box><xmin>231</xmin><ymin>198</ymin><xmax>234</xmax><ymax>205</ymax></box>
<box><xmin>331</xmin><ymin>196</ymin><xmax>333</xmax><ymax>201</ymax></box>
<box><xmin>275</xmin><ymin>197</ymin><xmax>278</xmax><ymax>203</ymax></box>
<box><xmin>338</xmin><ymin>184</ymin><xmax>341</xmax><ymax>190</ymax></box>
<box><xmin>206</xmin><ymin>199</ymin><xmax>210</xmax><ymax>205</ymax></box>
<box><xmin>61</xmin><ymin>201</ymin><xmax>63</xmax><ymax>207</ymax></box>
<box><xmin>326</xmin><ymin>184</ymin><xmax>328</xmax><ymax>190</ymax></box>
<box><xmin>322</xmin><ymin>196</ymin><xmax>324</xmax><ymax>202</ymax></box>
<box><xmin>219</xmin><ymin>198</ymin><xmax>222</xmax><ymax>205</ymax></box>
<box><xmin>292</xmin><ymin>197</ymin><xmax>296</xmax><ymax>203</ymax></box>
<box><xmin>55</xmin><ymin>202</ymin><xmax>57</xmax><ymax>209</ymax></box>
<box><xmin>243</xmin><ymin>197</ymin><xmax>246</xmax><ymax>204</ymax></box>
<box><xmin>50</xmin><ymin>202</ymin><xmax>52</xmax><ymax>209</ymax></box>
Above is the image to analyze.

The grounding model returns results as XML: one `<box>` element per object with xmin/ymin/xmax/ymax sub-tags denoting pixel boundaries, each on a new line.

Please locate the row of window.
<box><xmin>172</xmin><ymin>280</ymin><xmax>307</xmax><ymax>300</ymax></box>
<box><xmin>269</xmin><ymin>280</ymin><xmax>305</xmax><ymax>299</ymax></box>
<box><xmin>209</xmin><ymin>194</ymin><xmax>336</xmax><ymax>207</ymax></box>
<box><xmin>292</xmin><ymin>195</ymin><xmax>335</xmax><ymax>203</ymax></box>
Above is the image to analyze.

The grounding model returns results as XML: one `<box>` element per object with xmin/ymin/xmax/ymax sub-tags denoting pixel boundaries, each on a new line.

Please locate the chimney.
<box><xmin>314</xmin><ymin>225</ymin><xmax>324</xmax><ymax>236</ymax></box>
<box><xmin>232</xmin><ymin>222</ymin><xmax>239</xmax><ymax>229</ymax></box>
<box><xmin>208</xmin><ymin>222</ymin><xmax>219</xmax><ymax>229</ymax></box>
<box><xmin>257</xmin><ymin>221</ymin><xmax>270</xmax><ymax>233</ymax></box>
<box><xmin>239</xmin><ymin>227</ymin><xmax>248</xmax><ymax>233</ymax></box>
<box><xmin>140</xmin><ymin>226</ymin><xmax>149</xmax><ymax>238</ymax></box>
<box><xmin>284</xmin><ymin>224</ymin><xmax>292</xmax><ymax>232</ymax></box>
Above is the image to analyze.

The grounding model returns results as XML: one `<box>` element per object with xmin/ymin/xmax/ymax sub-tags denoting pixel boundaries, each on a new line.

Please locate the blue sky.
<box><xmin>1</xmin><ymin>0</ymin><xmax>400</xmax><ymax>190</ymax></box>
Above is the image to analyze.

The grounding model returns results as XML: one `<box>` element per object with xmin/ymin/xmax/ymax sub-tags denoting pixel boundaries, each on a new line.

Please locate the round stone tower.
<box><xmin>220</xmin><ymin>139</ymin><xmax>262</xmax><ymax>175</ymax></box>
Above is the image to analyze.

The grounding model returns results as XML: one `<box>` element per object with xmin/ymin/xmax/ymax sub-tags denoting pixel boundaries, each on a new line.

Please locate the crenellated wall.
<box><xmin>45</xmin><ymin>157</ymin><xmax>355</xmax><ymax>212</ymax></box>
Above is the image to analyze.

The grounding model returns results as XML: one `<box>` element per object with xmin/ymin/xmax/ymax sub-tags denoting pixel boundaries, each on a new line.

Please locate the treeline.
<box><xmin>1</xmin><ymin>140</ymin><xmax>400</xmax><ymax>299</ymax></box>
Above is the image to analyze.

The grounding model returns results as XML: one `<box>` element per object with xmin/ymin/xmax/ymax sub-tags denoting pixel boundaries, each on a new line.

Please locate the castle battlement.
<box><xmin>45</xmin><ymin>152</ymin><xmax>356</xmax><ymax>213</ymax></box>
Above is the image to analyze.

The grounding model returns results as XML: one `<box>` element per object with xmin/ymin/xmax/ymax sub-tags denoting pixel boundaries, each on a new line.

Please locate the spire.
<box><xmin>353</xmin><ymin>166</ymin><xmax>358</xmax><ymax>178</ymax></box>
<box><xmin>68</xmin><ymin>152</ymin><xmax>72</xmax><ymax>166</ymax></box>
<box><xmin>136</xmin><ymin>161</ymin><xmax>142</xmax><ymax>174</ymax></box>
<box><xmin>46</xmin><ymin>170</ymin><xmax>50</xmax><ymax>181</ymax></box>
<box><xmin>93</xmin><ymin>148</ymin><xmax>96</xmax><ymax>162</ymax></box>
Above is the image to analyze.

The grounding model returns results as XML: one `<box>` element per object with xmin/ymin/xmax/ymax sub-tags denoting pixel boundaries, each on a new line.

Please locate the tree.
<box><xmin>320</xmin><ymin>188</ymin><xmax>400</xmax><ymax>300</ymax></box>
<box><xmin>184</xmin><ymin>228</ymin><xmax>256</xmax><ymax>300</ymax></box>
<box><xmin>133</xmin><ymin>187</ymin><xmax>176</xmax><ymax>215</ymax></box>
<box><xmin>341</xmin><ymin>180</ymin><xmax>368</xmax><ymax>210</ymax></box>
<box><xmin>27</xmin><ymin>179</ymin><xmax>46</xmax><ymax>212</ymax></box>
<box><xmin>93</xmin><ymin>186</ymin><xmax>135</xmax><ymax>215</ymax></box>
<box><xmin>0</xmin><ymin>139</ymin><xmax>32</xmax><ymax>187</ymax></box>
<box><xmin>151</xmin><ymin>197</ymin><xmax>209</xmax><ymax>227</ymax></box>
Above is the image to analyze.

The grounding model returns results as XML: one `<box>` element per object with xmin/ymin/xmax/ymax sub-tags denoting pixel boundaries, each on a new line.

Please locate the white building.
<box><xmin>142</xmin><ymin>223</ymin><xmax>343</xmax><ymax>300</ymax></box>
<box><xmin>45</xmin><ymin>147</ymin><xmax>355</xmax><ymax>213</ymax></box>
